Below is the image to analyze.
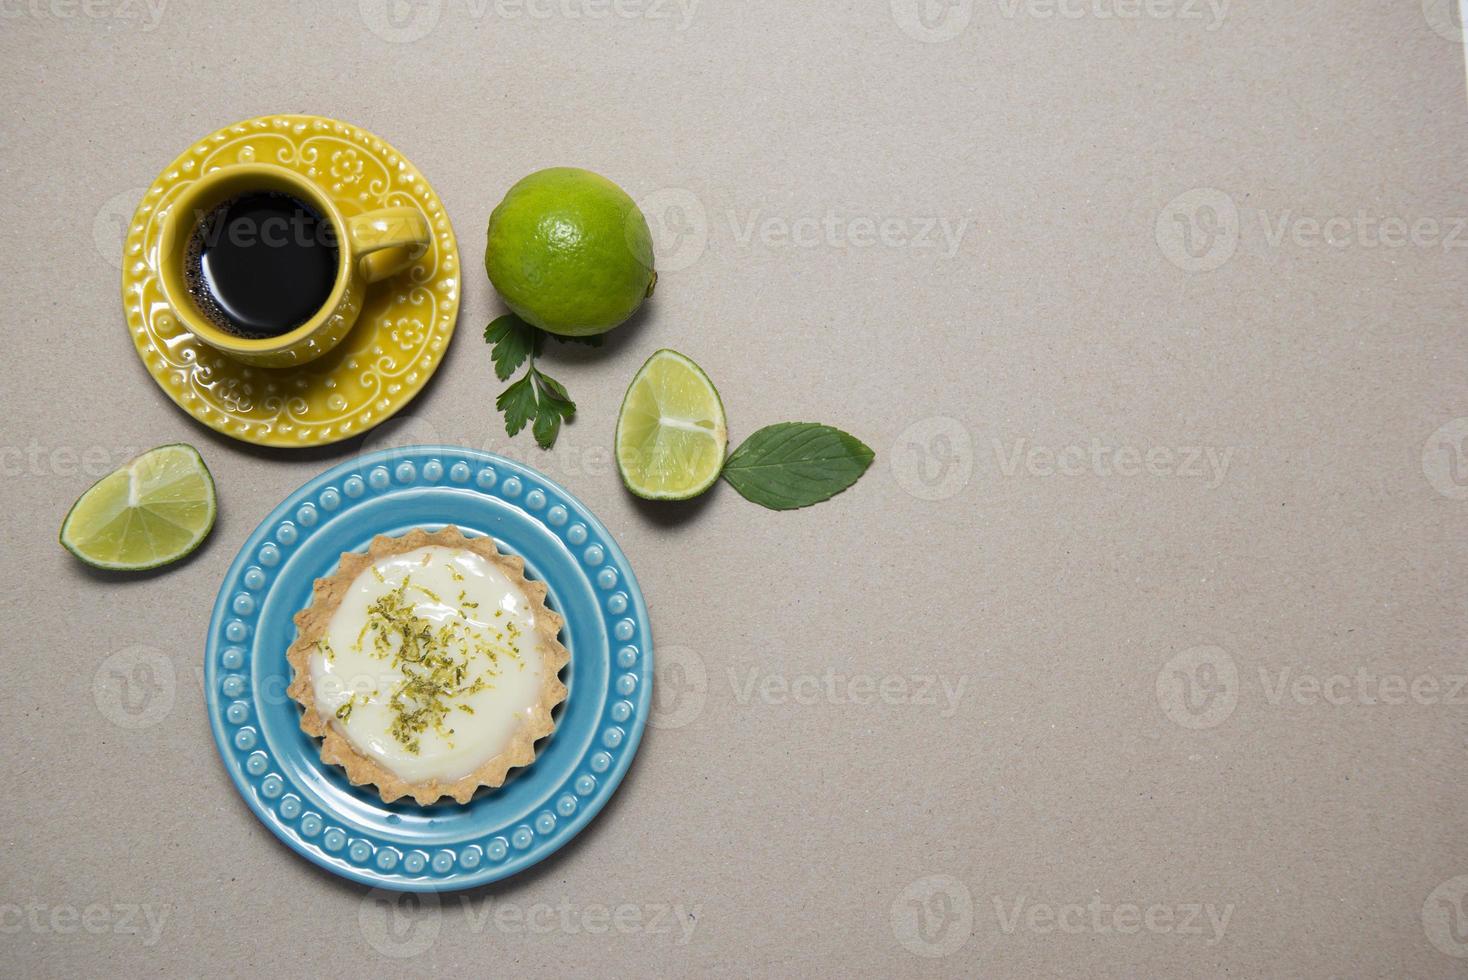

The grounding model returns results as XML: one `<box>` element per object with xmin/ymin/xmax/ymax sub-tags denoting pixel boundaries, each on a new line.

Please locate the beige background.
<box><xmin>2</xmin><ymin>1</ymin><xmax>1466</xmax><ymax>976</ymax></box>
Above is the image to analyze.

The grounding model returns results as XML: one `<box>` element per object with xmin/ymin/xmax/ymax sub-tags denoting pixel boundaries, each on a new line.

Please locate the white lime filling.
<box><xmin>311</xmin><ymin>545</ymin><xmax>547</xmax><ymax>784</ymax></box>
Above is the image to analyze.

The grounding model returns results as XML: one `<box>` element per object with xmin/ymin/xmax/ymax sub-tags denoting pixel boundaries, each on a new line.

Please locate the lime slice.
<box><xmin>60</xmin><ymin>444</ymin><xmax>217</xmax><ymax>570</ymax></box>
<box><xmin>616</xmin><ymin>349</ymin><xmax>728</xmax><ymax>500</ymax></box>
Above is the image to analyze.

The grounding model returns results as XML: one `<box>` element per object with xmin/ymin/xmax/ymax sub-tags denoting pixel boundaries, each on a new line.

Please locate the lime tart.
<box><xmin>286</xmin><ymin>526</ymin><xmax>569</xmax><ymax>804</ymax></box>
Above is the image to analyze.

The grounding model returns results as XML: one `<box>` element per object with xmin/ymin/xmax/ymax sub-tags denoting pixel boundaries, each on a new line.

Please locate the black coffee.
<box><xmin>184</xmin><ymin>191</ymin><xmax>340</xmax><ymax>338</ymax></box>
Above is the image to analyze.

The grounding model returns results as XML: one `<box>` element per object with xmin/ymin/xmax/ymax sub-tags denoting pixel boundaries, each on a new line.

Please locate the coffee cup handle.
<box><xmin>347</xmin><ymin>207</ymin><xmax>432</xmax><ymax>283</ymax></box>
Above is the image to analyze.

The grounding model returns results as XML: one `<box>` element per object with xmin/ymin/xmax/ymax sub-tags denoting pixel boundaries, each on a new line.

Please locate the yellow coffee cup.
<box><xmin>158</xmin><ymin>163</ymin><xmax>430</xmax><ymax>368</ymax></box>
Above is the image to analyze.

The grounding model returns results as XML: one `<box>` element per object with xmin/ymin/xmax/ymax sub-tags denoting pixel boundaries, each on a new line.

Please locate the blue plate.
<box><xmin>205</xmin><ymin>446</ymin><xmax>653</xmax><ymax>891</ymax></box>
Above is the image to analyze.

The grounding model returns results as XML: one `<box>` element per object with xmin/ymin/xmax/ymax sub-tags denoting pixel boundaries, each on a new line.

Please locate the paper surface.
<box><xmin>1</xmin><ymin>1</ymin><xmax>1466</xmax><ymax>975</ymax></box>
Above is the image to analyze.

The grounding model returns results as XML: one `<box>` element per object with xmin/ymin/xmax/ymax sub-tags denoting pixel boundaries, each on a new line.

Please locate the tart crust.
<box><xmin>285</xmin><ymin>526</ymin><xmax>569</xmax><ymax>805</ymax></box>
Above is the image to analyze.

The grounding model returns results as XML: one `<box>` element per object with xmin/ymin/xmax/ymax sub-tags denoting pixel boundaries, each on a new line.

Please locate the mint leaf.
<box><xmin>722</xmin><ymin>423</ymin><xmax>874</xmax><ymax>510</ymax></box>
<box><xmin>496</xmin><ymin>375</ymin><xmax>538</xmax><ymax>437</ymax></box>
<box><xmin>485</xmin><ymin>314</ymin><xmax>538</xmax><ymax>381</ymax></box>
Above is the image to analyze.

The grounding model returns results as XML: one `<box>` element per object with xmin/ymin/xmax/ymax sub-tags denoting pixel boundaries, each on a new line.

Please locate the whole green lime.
<box><xmin>485</xmin><ymin>167</ymin><xmax>656</xmax><ymax>337</ymax></box>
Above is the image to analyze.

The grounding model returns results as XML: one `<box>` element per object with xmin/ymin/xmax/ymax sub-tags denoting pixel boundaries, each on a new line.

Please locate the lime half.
<box><xmin>60</xmin><ymin>444</ymin><xmax>217</xmax><ymax>570</ymax></box>
<box><xmin>616</xmin><ymin>349</ymin><xmax>728</xmax><ymax>500</ymax></box>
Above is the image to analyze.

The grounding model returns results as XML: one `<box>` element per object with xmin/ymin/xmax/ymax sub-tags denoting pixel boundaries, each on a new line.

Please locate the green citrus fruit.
<box><xmin>59</xmin><ymin>444</ymin><xmax>217</xmax><ymax>570</ymax></box>
<box><xmin>485</xmin><ymin>167</ymin><xmax>657</xmax><ymax>337</ymax></box>
<box><xmin>616</xmin><ymin>349</ymin><xmax>727</xmax><ymax>500</ymax></box>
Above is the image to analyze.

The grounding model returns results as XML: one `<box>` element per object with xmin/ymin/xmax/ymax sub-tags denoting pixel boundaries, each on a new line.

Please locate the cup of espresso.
<box><xmin>157</xmin><ymin>163</ymin><xmax>431</xmax><ymax>367</ymax></box>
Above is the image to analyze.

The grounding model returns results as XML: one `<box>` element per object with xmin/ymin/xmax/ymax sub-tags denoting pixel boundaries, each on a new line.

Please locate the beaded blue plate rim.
<box><xmin>204</xmin><ymin>445</ymin><xmax>652</xmax><ymax>891</ymax></box>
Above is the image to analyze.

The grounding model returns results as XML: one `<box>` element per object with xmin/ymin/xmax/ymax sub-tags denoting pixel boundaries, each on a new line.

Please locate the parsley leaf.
<box><xmin>485</xmin><ymin>314</ymin><xmax>539</xmax><ymax>381</ymax></box>
<box><xmin>527</xmin><ymin>373</ymin><xmax>572</xmax><ymax>448</ymax></box>
<box><xmin>495</xmin><ymin>374</ymin><xmax>539</xmax><ymax>437</ymax></box>
<box><xmin>485</xmin><ymin>314</ymin><xmax>578</xmax><ymax>448</ymax></box>
<box><xmin>531</xmin><ymin>404</ymin><xmax>563</xmax><ymax>448</ymax></box>
<box><xmin>535</xmin><ymin>373</ymin><xmax>576</xmax><ymax>414</ymax></box>
<box><xmin>553</xmin><ymin>334</ymin><xmax>604</xmax><ymax>348</ymax></box>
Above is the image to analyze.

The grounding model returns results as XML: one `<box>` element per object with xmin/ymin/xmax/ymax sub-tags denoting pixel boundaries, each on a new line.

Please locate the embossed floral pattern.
<box><xmin>329</xmin><ymin>147</ymin><xmax>364</xmax><ymax>185</ymax></box>
<box><xmin>388</xmin><ymin>316</ymin><xmax>427</xmax><ymax>351</ymax></box>
<box><xmin>214</xmin><ymin>376</ymin><xmax>254</xmax><ymax>414</ymax></box>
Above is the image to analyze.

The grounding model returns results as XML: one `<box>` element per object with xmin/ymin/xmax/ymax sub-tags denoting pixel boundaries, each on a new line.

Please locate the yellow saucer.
<box><xmin>121</xmin><ymin>115</ymin><xmax>460</xmax><ymax>447</ymax></box>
